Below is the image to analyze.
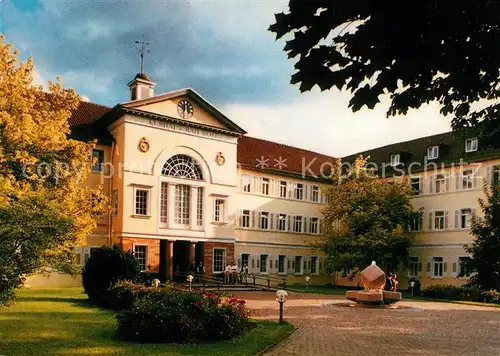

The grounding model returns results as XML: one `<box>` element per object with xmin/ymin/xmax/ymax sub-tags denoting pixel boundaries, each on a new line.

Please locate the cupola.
<box><xmin>127</xmin><ymin>72</ymin><xmax>156</xmax><ymax>101</ymax></box>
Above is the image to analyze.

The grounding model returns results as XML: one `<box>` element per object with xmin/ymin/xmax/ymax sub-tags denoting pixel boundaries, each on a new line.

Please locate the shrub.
<box><xmin>106</xmin><ymin>280</ymin><xmax>172</xmax><ymax>310</ymax></box>
<box><xmin>422</xmin><ymin>284</ymin><xmax>462</xmax><ymax>300</ymax></box>
<box><xmin>82</xmin><ymin>245</ymin><xmax>139</xmax><ymax>307</ymax></box>
<box><xmin>116</xmin><ymin>289</ymin><xmax>250</xmax><ymax>343</ymax></box>
<box><xmin>481</xmin><ymin>290</ymin><xmax>500</xmax><ymax>304</ymax></box>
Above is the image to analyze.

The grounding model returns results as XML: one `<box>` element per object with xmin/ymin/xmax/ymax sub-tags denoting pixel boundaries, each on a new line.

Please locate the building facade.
<box><xmin>26</xmin><ymin>73</ymin><xmax>500</xmax><ymax>289</ymax></box>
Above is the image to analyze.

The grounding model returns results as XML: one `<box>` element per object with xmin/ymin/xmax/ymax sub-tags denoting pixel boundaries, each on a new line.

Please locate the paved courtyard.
<box><xmin>235</xmin><ymin>292</ymin><xmax>500</xmax><ymax>356</ymax></box>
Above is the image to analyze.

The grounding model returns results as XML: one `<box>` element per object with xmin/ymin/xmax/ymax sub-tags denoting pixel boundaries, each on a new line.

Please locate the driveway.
<box><xmin>235</xmin><ymin>292</ymin><xmax>500</xmax><ymax>356</ymax></box>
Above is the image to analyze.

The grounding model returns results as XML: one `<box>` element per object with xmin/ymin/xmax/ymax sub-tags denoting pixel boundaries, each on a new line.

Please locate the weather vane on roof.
<box><xmin>134</xmin><ymin>37</ymin><xmax>150</xmax><ymax>74</ymax></box>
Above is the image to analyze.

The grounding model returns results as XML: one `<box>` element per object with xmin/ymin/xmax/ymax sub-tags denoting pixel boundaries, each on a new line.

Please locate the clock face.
<box><xmin>177</xmin><ymin>100</ymin><xmax>194</xmax><ymax>119</ymax></box>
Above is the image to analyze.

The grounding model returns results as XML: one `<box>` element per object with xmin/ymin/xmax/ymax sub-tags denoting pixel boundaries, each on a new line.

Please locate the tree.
<box><xmin>463</xmin><ymin>182</ymin><xmax>500</xmax><ymax>290</ymax></box>
<box><xmin>0</xmin><ymin>36</ymin><xmax>106</xmax><ymax>305</ymax></box>
<box><xmin>269</xmin><ymin>1</ymin><xmax>500</xmax><ymax>135</ymax></box>
<box><xmin>320</xmin><ymin>156</ymin><xmax>421</xmax><ymax>278</ymax></box>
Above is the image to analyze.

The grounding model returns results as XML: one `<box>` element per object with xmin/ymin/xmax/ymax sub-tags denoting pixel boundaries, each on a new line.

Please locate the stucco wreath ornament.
<box><xmin>138</xmin><ymin>137</ymin><xmax>150</xmax><ymax>152</ymax></box>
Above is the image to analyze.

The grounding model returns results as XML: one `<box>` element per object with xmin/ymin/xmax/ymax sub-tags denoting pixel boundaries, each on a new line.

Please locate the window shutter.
<box><xmin>287</xmin><ymin>215</ymin><xmax>292</xmax><ymax>232</ymax></box>
<box><xmin>452</xmin><ymin>260</ymin><xmax>458</xmax><ymax>278</ymax></box>
<box><xmin>318</xmin><ymin>218</ymin><xmax>322</xmax><ymax>235</ymax></box>
<box><xmin>455</xmin><ymin>210</ymin><xmax>460</xmax><ymax>229</ymax></box>
<box><xmin>251</xmin><ymin>211</ymin><xmax>256</xmax><ymax>229</ymax></box>
<box><xmin>471</xmin><ymin>208</ymin><xmax>476</xmax><ymax>218</ymax></box>
<box><xmin>430</xmin><ymin>175</ymin><xmax>435</xmax><ymax>194</ymax></box>
<box><xmin>256</xmin><ymin>255</ymin><xmax>260</xmax><ymax>269</ymax></box>
<box><xmin>288</xmin><ymin>183</ymin><xmax>294</xmax><ymax>199</ymax></box>
<box><xmin>270</xmin><ymin>213</ymin><xmax>275</xmax><ymax>230</ymax></box>
<box><xmin>304</xmin><ymin>185</ymin><xmax>309</xmax><ymax>201</ymax></box>
<box><xmin>486</xmin><ymin>166</ymin><xmax>493</xmax><ymax>186</ymax></box>
<box><xmin>428</xmin><ymin>212</ymin><xmax>433</xmax><ymax>230</ymax></box>
<box><xmin>420</xmin><ymin>178</ymin><xmax>425</xmax><ymax>194</ymax></box>
<box><xmin>443</xmin><ymin>261</ymin><xmax>448</xmax><ymax>274</ymax></box>
<box><xmin>304</xmin><ymin>217</ymin><xmax>309</xmax><ymax>233</ymax></box>
<box><xmin>445</xmin><ymin>174</ymin><xmax>451</xmax><ymax>192</ymax></box>
<box><xmin>455</xmin><ymin>173</ymin><xmax>461</xmax><ymax>191</ymax></box>
<box><xmin>472</xmin><ymin>171</ymin><xmax>478</xmax><ymax>189</ymax></box>
<box><xmin>444</xmin><ymin>211</ymin><xmax>449</xmax><ymax>229</ymax></box>
<box><xmin>426</xmin><ymin>257</ymin><xmax>432</xmax><ymax>277</ymax></box>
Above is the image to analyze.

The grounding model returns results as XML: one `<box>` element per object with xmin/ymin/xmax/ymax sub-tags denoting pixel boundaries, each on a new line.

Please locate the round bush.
<box><xmin>82</xmin><ymin>244</ymin><xmax>139</xmax><ymax>307</ymax></box>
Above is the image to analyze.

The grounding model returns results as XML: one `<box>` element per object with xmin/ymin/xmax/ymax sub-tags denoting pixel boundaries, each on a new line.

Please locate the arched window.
<box><xmin>161</xmin><ymin>154</ymin><xmax>203</xmax><ymax>180</ymax></box>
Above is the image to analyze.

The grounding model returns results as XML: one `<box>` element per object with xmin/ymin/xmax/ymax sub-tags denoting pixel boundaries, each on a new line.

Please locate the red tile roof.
<box><xmin>237</xmin><ymin>136</ymin><xmax>337</xmax><ymax>180</ymax></box>
<box><xmin>68</xmin><ymin>100</ymin><xmax>111</xmax><ymax>126</ymax></box>
<box><xmin>68</xmin><ymin>100</ymin><xmax>337</xmax><ymax>179</ymax></box>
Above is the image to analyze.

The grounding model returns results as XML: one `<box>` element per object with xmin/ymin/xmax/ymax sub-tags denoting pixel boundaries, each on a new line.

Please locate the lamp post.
<box><xmin>305</xmin><ymin>276</ymin><xmax>311</xmax><ymax>291</ymax></box>
<box><xmin>409</xmin><ymin>281</ymin><xmax>415</xmax><ymax>297</ymax></box>
<box><xmin>187</xmin><ymin>274</ymin><xmax>194</xmax><ymax>291</ymax></box>
<box><xmin>276</xmin><ymin>290</ymin><xmax>288</xmax><ymax>323</ymax></box>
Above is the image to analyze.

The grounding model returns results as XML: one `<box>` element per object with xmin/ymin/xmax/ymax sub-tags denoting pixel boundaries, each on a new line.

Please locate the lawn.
<box><xmin>0</xmin><ymin>288</ymin><xmax>294</xmax><ymax>356</ymax></box>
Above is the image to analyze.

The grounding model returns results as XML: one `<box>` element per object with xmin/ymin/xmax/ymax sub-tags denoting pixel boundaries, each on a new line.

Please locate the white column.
<box><xmin>190</xmin><ymin>185</ymin><xmax>198</xmax><ymax>230</ymax></box>
<box><xmin>168</xmin><ymin>183</ymin><xmax>176</xmax><ymax>228</ymax></box>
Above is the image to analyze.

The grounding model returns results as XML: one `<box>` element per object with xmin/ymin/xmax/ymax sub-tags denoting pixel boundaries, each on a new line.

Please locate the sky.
<box><xmin>2</xmin><ymin>0</ymin><xmax>452</xmax><ymax>157</ymax></box>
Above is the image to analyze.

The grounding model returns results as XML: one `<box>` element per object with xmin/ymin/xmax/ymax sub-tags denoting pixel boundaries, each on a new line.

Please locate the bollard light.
<box><xmin>276</xmin><ymin>290</ymin><xmax>288</xmax><ymax>323</ymax></box>
<box><xmin>305</xmin><ymin>276</ymin><xmax>311</xmax><ymax>290</ymax></box>
<box><xmin>410</xmin><ymin>281</ymin><xmax>415</xmax><ymax>297</ymax></box>
<box><xmin>187</xmin><ymin>274</ymin><xmax>194</xmax><ymax>291</ymax></box>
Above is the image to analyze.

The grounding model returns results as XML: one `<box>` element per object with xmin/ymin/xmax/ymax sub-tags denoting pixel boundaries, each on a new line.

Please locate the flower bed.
<box><xmin>422</xmin><ymin>284</ymin><xmax>500</xmax><ymax>304</ymax></box>
<box><xmin>115</xmin><ymin>288</ymin><xmax>250</xmax><ymax>343</ymax></box>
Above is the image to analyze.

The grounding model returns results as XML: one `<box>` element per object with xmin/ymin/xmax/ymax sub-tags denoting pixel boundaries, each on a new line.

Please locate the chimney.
<box><xmin>127</xmin><ymin>72</ymin><xmax>156</xmax><ymax>100</ymax></box>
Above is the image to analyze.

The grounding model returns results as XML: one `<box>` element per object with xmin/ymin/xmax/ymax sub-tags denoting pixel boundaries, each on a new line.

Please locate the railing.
<box><xmin>172</xmin><ymin>271</ymin><xmax>288</xmax><ymax>292</ymax></box>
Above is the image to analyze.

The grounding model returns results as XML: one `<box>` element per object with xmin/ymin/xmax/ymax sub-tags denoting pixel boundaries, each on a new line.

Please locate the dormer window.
<box><xmin>427</xmin><ymin>146</ymin><xmax>439</xmax><ymax>160</ymax></box>
<box><xmin>465</xmin><ymin>138</ymin><xmax>478</xmax><ymax>153</ymax></box>
<box><xmin>390</xmin><ymin>154</ymin><xmax>400</xmax><ymax>166</ymax></box>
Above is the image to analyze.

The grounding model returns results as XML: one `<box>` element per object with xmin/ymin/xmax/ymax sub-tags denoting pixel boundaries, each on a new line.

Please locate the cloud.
<box><xmin>223</xmin><ymin>89</ymin><xmax>452</xmax><ymax>157</ymax></box>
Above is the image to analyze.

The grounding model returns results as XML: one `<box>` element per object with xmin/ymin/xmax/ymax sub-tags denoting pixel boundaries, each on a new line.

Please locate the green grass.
<box><xmin>0</xmin><ymin>288</ymin><xmax>294</xmax><ymax>356</ymax></box>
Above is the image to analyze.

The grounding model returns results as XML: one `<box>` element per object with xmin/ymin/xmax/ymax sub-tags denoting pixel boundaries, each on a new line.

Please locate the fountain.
<box><xmin>345</xmin><ymin>261</ymin><xmax>402</xmax><ymax>305</ymax></box>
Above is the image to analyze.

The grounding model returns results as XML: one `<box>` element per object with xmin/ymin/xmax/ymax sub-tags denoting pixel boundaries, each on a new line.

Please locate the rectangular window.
<box><xmin>435</xmin><ymin>174</ymin><xmax>446</xmax><ymax>193</ymax></box>
<box><xmin>410</xmin><ymin>216</ymin><xmax>422</xmax><ymax>231</ymax></box>
<box><xmin>260</xmin><ymin>254</ymin><xmax>268</xmax><ymax>273</ymax></box>
<box><xmin>411</xmin><ymin>177</ymin><xmax>421</xmax><ymax>195</ymax></box>
<box><xmin>390</xmin><ymin>154</ymin><xmax>400</xmax><ymax>166</ymax></box>
<box><xmin>134</xmin><ymin>245</ymin><xmax>148</xmax><ymax>271</ymax></box>
<box><xmin>241</xmin><ymin>209</ymin><xmax>250</xmax><ymax>228</ymax></box>
<box><xmin>84</xmin><ymin>247</ymin><xmax>100</xmax><ymax>264</ymax></box>
<box><xmin>196</xmin><ymin>187</ymin><xmax>203</xmax><ymax>226</ymax></box>
<box><xmin>409</xmin><ymin>257</ymin><xmax>419</xmax><ymax>276</ymax></box>
<box><xmin>134</xmin><ymin>189</ymin><xmax>149</xmax><ymax>216</ymax></box>
<box><xmin>311</xmin><ymin>256</ymin><xmax>318</xmax><ymax>274</ymax></box>
<box><xmin>213</xmin><ymin>248</ymin><xmax>225</xmax><ymax>273</ymax></box>
<box><xmin>432</xmin><ymin>257</ymin><xmax>444</xmax><ymax>277</ymax></box>
<box><xmin>279</xmin><ymin>181</ymin><xmax>287</xmax><ymax>198</ymax></box>
<box><xmin>174</xmin><ymin>185</ymin><xmax>190</xmax><ymax>225</ymax></box>
<box><xmin>91</xmin><ymin>149</ymin><xmax>104</xmax><ymax>172</ymax></box>
<box><xmin>278</xmin><ymin>213</ymin><xmax>287</xmax><ymax>231</ymax></box>
<box><xmin>242</xmin><ymin>175</ymin><xmax>251</xmax><ymax>192</ymax></box>
<box><xmin>241</xmin><ymin>253</ymin><xmax>249</xmax><ymax>269</ymax></box>
<box><xmin>160</xmin><ymin>182</ymin><xmax>168</xmax><ymax>224</ymax></box>
<box><xmin>434</xmin><ymin>211</ymin><xmax>445</xmax><ymax>230</ymax></box>
<box><xmin>311</xmin><ymin>186</ymin><xmax>319</xmax><ymax>202</ymax></box>
<box><xmin>213</xmin><ymin>198</ymin><xmax>227</xmax><ymax>223</ymax></box>
<box><xmin>278</xmin><ymin>255</ymin><xmax>286</xmax><ymax>274</ymax></box>
<box><xmin>465</xmin><ymin>138</ymin><xmax>478</xmax><ymax>153</ymax></box>
<box><xmin>259</xmin><ymin>212</ymin><xmax>269</xmax><ymax>230</ymax></box>
<box><xmin>111</xmin><ymin>189</ymin><xmax>118</xmax><ymax>216</ymax></box>
<box><xmin>492</xmin><ymin>165</ymin><xmax>500</xmax><ymax>185</ymax></box>
<box><xmin>460</xmin><ymin>170</ymin><xmax>474</xmax><ymax>190</ymax></box>
<box><xmin>460</xmin><ymin>208</ymin><xmax>472</xmax><ymax>228</ymax></box>
<box><xmin>293</xmin><ymin>215</ymin><xmax>303</xmax><ymax>233</ymax></box>
<box><xmin>294</xmin><ymin>256</ymin><xmax>303</xmax><ymax>274</ymax></box>
<box><xmin>294</xmin><ymin>183</ymin><xmax>304</xmax><ymax>200</ymax></box>
<box><xmin>309</xmin><ymin>217</ymin><xmax>319</xmax><ymax>234</ymax></box>
<box><xmin>427</xmin><ymin>146</ymin><xmax>439</xmax><ymax>160</ymax></box>
<box><xmin>458</xmin><ymin>256</ymin><xmax>472</xmax><ymax>277</ymax></box>
<box><xmin>261</xmin><ymin>178</ymin><xmax>270</xmax><ymax>195</ymax></box>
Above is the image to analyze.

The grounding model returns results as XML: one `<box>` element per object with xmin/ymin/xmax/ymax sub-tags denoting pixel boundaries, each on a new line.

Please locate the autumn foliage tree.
<box><xmin>320</xmin><ymin>156</ymin><xmax>421</xmax><ymax>278</ymax></box>
<box><xmin>0</xmin><ymin>36</ymin><xmax>106</xmax><ymax>305</ymax></box>
<box><xmin>269</xmin><ymin>1</ymin><xmax>500</xmax><ymax>136</ymax></box>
